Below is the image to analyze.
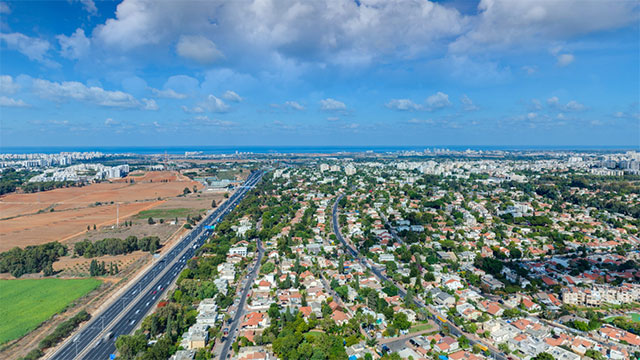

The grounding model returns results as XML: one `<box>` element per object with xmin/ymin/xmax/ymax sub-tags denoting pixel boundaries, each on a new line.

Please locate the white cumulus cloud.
<box><xmin>460</xmin><ymin>95</ymin><xmax>479</xmax><ymax>111</ymax></box>
<box><xmin>75</xmin><ymin>0</ymin><xmax>98</xmax><ymax>15</ymax></box>
<box><xmin>556</xmin><ymin>53</ymin><xmax>574</xmax><ymax>66</ymax></box>
<box><xmin>222</xmin><ymin>90</ymin><xmax>243</xmax><ymax>102</ymax></box>
<box><xmin>425</xmin><ymin>92</ymin><xmax>451</xmax><ymax>110</ymax></box>
<box><xmin>176</xmin><ymin>35</ymin><xmax>223</xmax><ymax>65</ymax></box>
<box><xmin>450</xmin><ymin>0</ymin><xmax>638</xmax><ymax>53</ymax></box>
<box><xmin>57</xmin><ymin>29</ymin><xmax>91</xmax><ymax>60</ymax></box>
<box><xmin>0</xmin><ymin>75</ymin><xmax>20</xmax><ymax>94</ymax></box>
<box><xmin>0</xmin><ymin>95</ymin><xmax>28</xmax><ymax>107</ymax></box>
<box><xmin>93</xmin><ymin>0</ymin><xmax>466</xmax><ymax>66</ymax></box>
<box><xmin>0</xmin><ymin>32</ymin><xmax>58</xmax><ymax>67</ymax></box>
<box><xmin>385</xmin><ymin>99</ymin><xmax>422</xmax><ymax>111</ymax></box>
<box><xmin>150</xmin><ymin>87</ymin><xmax>187</xmax><ymax>99</ymax></box>
<box><xmin>547</xmin><ymin>96</ymin><xmax>585</xmax><ymax>111</ymax></box>
<box><xmin>320</xmin><ymin>98</ymin><xmax>346</xmax><ymax>111</ymax></box>
<box><xmin>32</xmin><ymin>78</ymin><xmax>154</xmax><ymax>109</ymax></box>
<box><xmin>199</xmin><ymin>94</ymin><xmax>230</xmax><ymax>112</ymax></box>
<box><xmin>142</xmin><ymin>98</ymin><xmax>158</xmax><ymax>110</ymax></box>
<box><xmin>564</xmin><ymin>100</ymin><xmax>585</xmax><ymax>111</ymax></box>
<box><xmin>284</xmin><ymin>101</ymin><xmax>304</xmax><ymax>111</ymax></box>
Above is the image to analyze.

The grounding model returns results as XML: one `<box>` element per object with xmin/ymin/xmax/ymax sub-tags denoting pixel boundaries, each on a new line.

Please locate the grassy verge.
<box><xmin>0</xmin><ymin>278</ymin><xmax>101</xmax><ymax>345</ymax></box>
<box><xmin>136</xmin><ymin>208</ymin><xmax>205</xmax><ymax>219</ymax></box>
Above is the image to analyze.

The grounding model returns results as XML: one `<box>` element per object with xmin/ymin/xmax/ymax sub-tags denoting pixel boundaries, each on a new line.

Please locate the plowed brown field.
<box><xmin>0</xmin><ymin>171</ymin><xmax>201</xmax><ymax>252</ymax></box>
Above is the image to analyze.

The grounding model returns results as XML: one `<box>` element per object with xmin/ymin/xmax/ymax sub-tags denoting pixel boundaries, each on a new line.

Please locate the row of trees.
<box><xmin>21</xmin><ymin>310</ymin><xmax>92</xmax><ymax>360</ymax></box>
<box><xmin>74</xmin><ymin>236</ymin><xmax>161</xmax><ymax>258</ymax></box>
<box><xmin>39</xmin><ymin>310</ymin><xmax>91</xmax><ymax>349</ymax></box>
<box><xmin>22</xmin><ymin>180</ymin><xmax>81</xmax><ymax>193</ymax></box>
<box><xmin>89</xmin><ymin>259</ymin><xmax>119</xmax><ymax>276</ymax></box>
<box><xmin>0</xmin><ymin>242</ymin><xmax>67</xmax><ymax>278</ymax></box>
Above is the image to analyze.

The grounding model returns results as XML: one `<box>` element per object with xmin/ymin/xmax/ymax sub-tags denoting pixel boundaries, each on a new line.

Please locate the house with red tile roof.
<box><xmin>242</xmin><ymin>312</ymin><xmax>269</xmax><ymax>330</ymax></box>
<box><xmin>331</xmin><ymin>310</ymin><xmax>350</xmax><ymax>325</ymax></box>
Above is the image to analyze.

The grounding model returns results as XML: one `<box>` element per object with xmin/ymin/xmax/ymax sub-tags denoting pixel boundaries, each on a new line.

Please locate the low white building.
<box><xmin>229</xmin><ymin>246</ymin><xmax>248</xmax><ymax>257</ymax></box>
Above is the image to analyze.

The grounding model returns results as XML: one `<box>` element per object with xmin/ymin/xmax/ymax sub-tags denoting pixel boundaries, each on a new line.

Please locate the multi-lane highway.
<box><xmin>331</xmin><ymin>194</ymin><xmax>508</xmax><ymax>360</ymax></box>
<box><xmin>218</xmin><ymin>238</ymin><xmax>265</xmax><ymax>359</ymax></box>
<box><xmin>49</xmin><ymin>171</ymin><xmax>263</xmax><ymax>360</ymax></box>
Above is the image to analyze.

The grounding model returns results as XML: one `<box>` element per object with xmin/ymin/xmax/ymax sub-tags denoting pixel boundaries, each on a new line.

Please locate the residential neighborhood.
<box><xmin>113</xmin><ymin>151</ymin><xmax>639</xmax><ymax>360</ymax></box>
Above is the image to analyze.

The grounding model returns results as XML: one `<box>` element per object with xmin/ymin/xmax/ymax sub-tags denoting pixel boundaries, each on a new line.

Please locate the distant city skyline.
<box><xmin>1</xmin><ymin>145</ymin><xmax>638</xmax><ymax>155</ymax></box>
<box><xmin>0</xmin><ymin>0</ymin><xmax>639</xmax><ymax>147</ymax></box>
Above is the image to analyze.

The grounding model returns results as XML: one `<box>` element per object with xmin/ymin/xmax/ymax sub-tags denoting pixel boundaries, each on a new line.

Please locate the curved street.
<box><xmin>331</xmin><ymin>194</ymin><xmax>508</xmax><ymax>360</ymax></box>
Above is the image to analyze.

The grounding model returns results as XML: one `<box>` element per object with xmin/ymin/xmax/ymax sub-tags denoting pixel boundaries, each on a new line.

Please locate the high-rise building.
<box><xmin>344</xmin><ymin>164</ymin><xmax>356</xmax><ymax>175</ymax></box>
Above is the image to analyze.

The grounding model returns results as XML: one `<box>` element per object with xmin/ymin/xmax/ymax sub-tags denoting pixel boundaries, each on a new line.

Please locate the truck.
<box><xmin>104</xmin><ymin>332</ymin><xmax>113</xmax><ymax>341</ymax></box>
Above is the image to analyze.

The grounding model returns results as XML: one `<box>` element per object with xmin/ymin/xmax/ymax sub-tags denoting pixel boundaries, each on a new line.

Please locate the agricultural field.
<box><xmin>53</xmin><ymin>252</ymin><xmax>148</xmax><ymax>277</ymax></box>
<box><xmin>0</xmin><ymin>171</ymin><xmax>201</xmax><ymax>252</ymax></box>
<box><xmin>151</xmin><ymin>190</ymin><xmax>227</xmax><ymax>216</ymax></box>
<box><xmin>0</xmin><ymin>278</ymin><xmax>101</xmax><ymax>345</ymax></box>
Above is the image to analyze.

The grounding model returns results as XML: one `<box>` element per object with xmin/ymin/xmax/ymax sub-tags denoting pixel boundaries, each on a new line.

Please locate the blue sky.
<box><xmin>0</xmin><ymin>0</ymin><xmax>638</xmax><ymax>148</ymax></box>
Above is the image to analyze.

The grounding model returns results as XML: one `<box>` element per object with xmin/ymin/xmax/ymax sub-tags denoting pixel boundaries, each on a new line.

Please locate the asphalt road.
<box><xmin>49</xmin><ymin>171</ymin><xmax>263</xmax><ymax>360</ymax></box>
<box><xmin>218</xmin><ymin>238</ymin><xmax>265</xmax><ymax>359</ymax></box>
<box><xmin>331</xmin><ymin>194</ymin><xmax>508</xmax><ymax>360</ymax></box>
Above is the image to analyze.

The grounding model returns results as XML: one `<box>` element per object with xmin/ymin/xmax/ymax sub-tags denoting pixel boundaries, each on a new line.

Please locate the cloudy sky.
<box><xmin>0</xmin><ymin>0</ymin><xmax>638</xmax><ymax>148</ymax></box>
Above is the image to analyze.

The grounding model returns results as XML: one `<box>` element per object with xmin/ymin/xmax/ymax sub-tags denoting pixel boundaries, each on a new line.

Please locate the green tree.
<box><xmin>260</xmin><ymin>262</ymin><xmax>276</xmax><ymax>274</ymax></box>
<box><xmin>585</xmin><ymin>349</ymin><xmax>604</xmax><ymax>360</ymax></box>
<box><xmin>392</xmin><ymin>312</ymin><xmax>411</xmax><ymax>330</ymax></box>
<box><xmin>43</xmin><ymin>262</ymin><xmax>54</xmax><ymax>276</ymax></box>
<box><xmin>533</xmin><ymin>353</ymin><xmax>554</xmax><ymax>360</ymax></box>
<box><xmin>115</xmin><ymin>333</ymin><xmax>147</xmax><ymax>360</ymax></box>
<box><xmin>268</xmin><ymin>303</ymin><xmax>280</xmax><ymax>319</ymax></box>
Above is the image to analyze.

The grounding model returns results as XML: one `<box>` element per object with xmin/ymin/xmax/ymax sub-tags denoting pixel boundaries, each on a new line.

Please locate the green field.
<box><xmin>605</xmin><ymin>312</ymin><xmax>640</xmax><ymax>324</ymax></box>
<box><xmin>409</xmin><ymin>323</ymin><xmax>433</xmax><ymax>333</ymax></box>
<box><xmin>0</xmin><ymin>278</ymin><xmax>101</xmax><ymax>345</ymax></box>
<box><xmin>136</xmin><ymin>207</ymin><xmax>205</xmax><ymax>220</ymax></box>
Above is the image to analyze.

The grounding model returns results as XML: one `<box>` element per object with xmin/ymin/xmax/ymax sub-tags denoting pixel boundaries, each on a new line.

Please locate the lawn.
<box><xmin>409</xmin><ymin>323</ymin><xmax>433</xmax><ymax>333</ymax></box>
<box><xmin>605</xmin><ymin>313</ymin><xmax>640</xmax><ymax>324</ymax></box>
<box><xmin>0</xmin><ymin>278</ymin><xmax>101</xmax><ymax>345</ymax></box>
<box><xmin>136</xmin><ymin>207</ymin><xmax>204</xmax><ymax>220</ymax></box>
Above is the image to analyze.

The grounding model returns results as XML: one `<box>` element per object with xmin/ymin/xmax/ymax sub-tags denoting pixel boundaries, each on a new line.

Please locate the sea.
<box><xmin>0</xmin><ymin>145</ymin><xmax>636</xmax><ymax>155</ymax></box>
